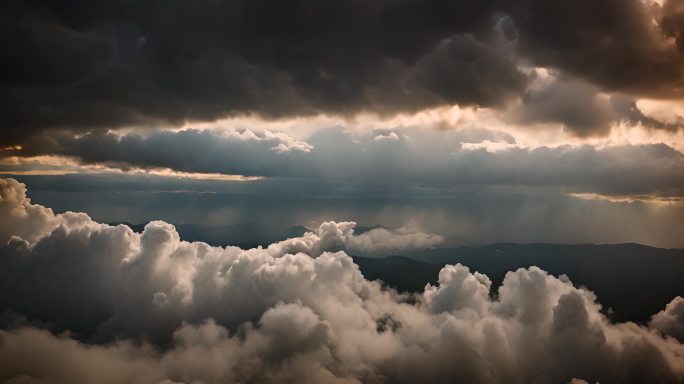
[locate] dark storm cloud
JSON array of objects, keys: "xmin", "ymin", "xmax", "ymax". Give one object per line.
[
  {"xmin": 610, "ymin": 95, "xmax": 684, "ymax": 131},
  {"xmin": 506, "ymin": 77, "xmax": 684, "ymax": 136},
  {"xmin": 508, "ymin": 80, "xmax": 616, "ymax": 136},
  {"xmin": 661, "ymin": 0, "xmax": 684, "ymax": 53},
  {"xmin": 3, "ymin": 0, "xmax": 684, "ymax": 145},
  {"xmin": 0, "ymin": 0, "xmax": 522, "ymax": 145},
  {"xmin": 414, "ymin": 35, "xmax": 526, "ymax": 107},
  {"xmin": 507, "ymin": 0, "xmax": 684, "ymax": 97},
  {"xmin": 7, "ymin": 127, "xmax": 684, "ymax": 197}
]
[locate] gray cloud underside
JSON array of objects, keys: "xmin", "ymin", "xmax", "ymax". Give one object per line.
[
  {"xmin": 10, "ymin": 127, "xmax": 684, "ymax": 197},
  {"xmin": 1, "ymin": 177, "xmax": 684, "ymax": 383},
  {"xmin": 507, "ymin": 80, "xmax": 617, "ymax": 136},
  {"xmin": 507, "ymin": 78, "xmax": 684, "ymax": 136},
  {"xmin": 2, "ymin": 0, "xmax": 684, "ymax": 144}
]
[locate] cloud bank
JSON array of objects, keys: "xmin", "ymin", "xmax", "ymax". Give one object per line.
[
  {"xmin": 8, "ymin": 127, "xmax": 684, "ymax": 198},
  {"xmin": 1, "ymin": 177, "xmax": 683, "ymax": 383}
]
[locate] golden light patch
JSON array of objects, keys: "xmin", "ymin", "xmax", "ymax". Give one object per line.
[{"xmin": 569, "ymin": 193, "xmax": 684, "ymax": 207}]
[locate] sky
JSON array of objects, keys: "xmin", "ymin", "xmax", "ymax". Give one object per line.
[
  {"xmin": 1, "ymin": 0, "xmax": 684, "ymax": 383},
  {"xmin": 2, "ymin": 0, "xmax": 684, "ymax": 247}
]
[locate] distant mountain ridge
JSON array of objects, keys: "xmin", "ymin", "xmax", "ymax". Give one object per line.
[{"xmin": 359, "ymin": 243, "xmax": 684, "ymax": 323}]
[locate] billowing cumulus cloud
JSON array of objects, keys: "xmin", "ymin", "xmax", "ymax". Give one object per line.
[
  {"xmin": 265, "ymin": 221, "xmax": 443, "ymax": 258},
  {"xmin": 0, "ymin": 178, "xmax": 60, "ymax": 244},
  {"xmin": 346, "ymin": 226, "xmax": 444, "ymax": 255},
  {"xmin": 2, "ymin": 0, "xmax": 684, "ymax": 146},
  {"xmin": 651, "ymin": 296, "xmax": 684, "ymax": 342},
  {"xmin": 1, "ymin": 178, "xmax": 684, "ymax": 383}
]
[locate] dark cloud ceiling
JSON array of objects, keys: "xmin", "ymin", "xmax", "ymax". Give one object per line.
[{"xmin": 2, "ymin": 0, "xmax": 684, "ymax": 145}]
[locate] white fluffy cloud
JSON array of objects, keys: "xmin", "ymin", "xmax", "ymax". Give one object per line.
[
  {"xmin": 651, "ymin": 296, "xmax": 684, "ymax": 343},
  {"xmin": 346, "ymin": 226, "xmax": 443, "ymax": 255},
  {"xmin": 268, "ymin": 222, "xmax": 443, "ymax": 257},
  {"xmin": 0, "ymin": 178, "xmax": 59, "ymax": 244},
  {"xmin": 1, "ymin": 177, "xmax": 683, "ymax": 384}
]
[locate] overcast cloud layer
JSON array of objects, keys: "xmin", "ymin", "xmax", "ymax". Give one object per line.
[{"xmin": 2, "ymin": 178, "xmax": 684, "ymax": 384}]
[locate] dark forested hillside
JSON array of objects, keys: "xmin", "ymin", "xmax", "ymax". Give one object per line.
[{"xmin": 356, "ymin": 243, "xmax": 684, "ymax": 323}]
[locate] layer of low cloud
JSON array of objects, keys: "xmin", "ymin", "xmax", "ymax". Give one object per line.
[
  {"xmin": 7, "ymin": 127, "xmax": 684, "ymax": 198},
  {"xmin": 1, "ymin": 178, "xmax": 683, "ymax": 383}
]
